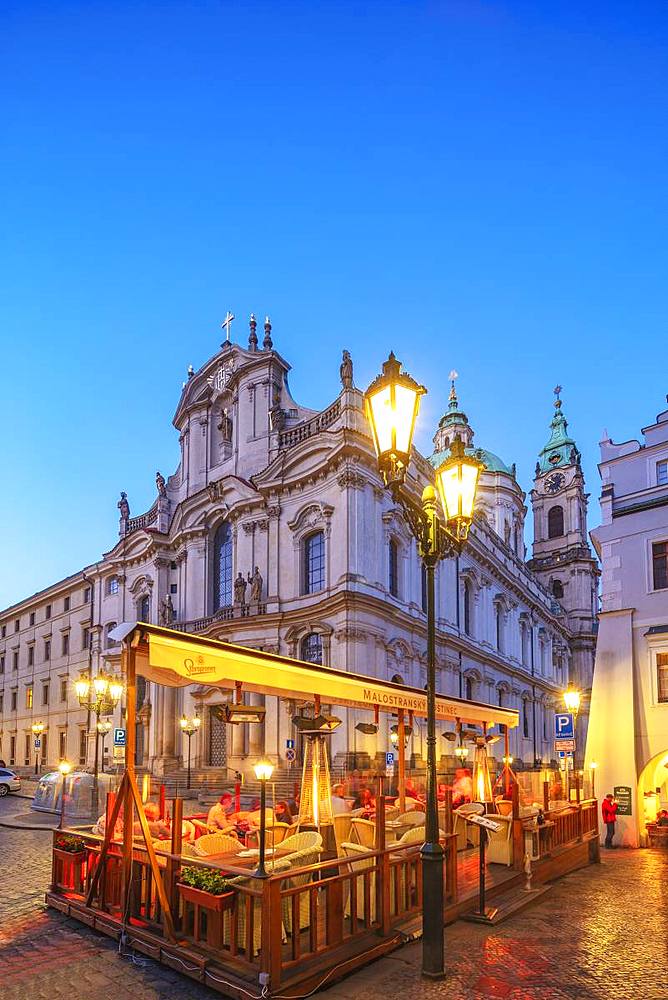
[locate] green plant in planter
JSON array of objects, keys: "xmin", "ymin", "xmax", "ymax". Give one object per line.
[
  {"xmin": 55, "ymin": 834, "xmax": 86, "ymax": 854},
  {"xmin": 180, "ymin": 866, "xmax": 233, "ymax": 895}
]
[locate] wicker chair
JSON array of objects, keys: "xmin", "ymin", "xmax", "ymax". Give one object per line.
[
  {"xmin": 153, "ymin": 839, "xmax": 199, "ymax": 858},
  {"xmin": 341, "ymin": 842, "xmax": 377, "ymax": 922},
  {"xmin": 333, "ymin": 813, "xmax": 353, "ymax": 850},
  {"xmin": 350, "ymin": 818, "xmax": 376, "ymax": 848},
  {"xmin": 394, "ymin": 825, "xmax": 446, "ymax": 848},
  {"xmin": 280, "ymin": 845, "xmax": 323, "ymax": 934},
  {"xmin": 397, "ymin": 810, "xmax": 426, "ymax": 829},
  {"xmin": 193, "ymin": 832, "xmax": 243, "ymax": 857},
  {"xmin": 223, "ymin": 858, "xmax": 292, "ymax": 957},
  {"xmin": 278, "ymin": 830, "xmax": 322, "ymax": 855},
  {"xmin": 245, "ymin": 822, "xmax": 291, "ymax": 850}
]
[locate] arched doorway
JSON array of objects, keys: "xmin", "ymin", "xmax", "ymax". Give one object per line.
[{"xmin": 637, "ymin": 749, "xmax": 668, "ymax": 839}]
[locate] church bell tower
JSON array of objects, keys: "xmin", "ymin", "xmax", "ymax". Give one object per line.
[{"xmin": 528, "ymin": 387, "xmax": 599, "ymax": 693}]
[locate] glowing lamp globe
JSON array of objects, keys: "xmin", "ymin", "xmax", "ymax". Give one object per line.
[
  {"xmin": 253, "ymin": 760, "xmax": 274, "ymax": 782},
  {"xmin": 564, "ymin": 689, "xmax": 581, "ymax": 716},
  {"xmin": 58, "ymin": 759, "xmax": 72, "ymax": 776},
  {"xmin": 109, "ymin": 679, "xmax": 124, "ymax": 704},
  {"xmin": 75, "ymin": 677, "xmax": 90, "ymax": 702},
  {"xmin": 93, "ymin": 674, "xmax": 109, "ymax": 697},
  {"xmin": 434, "ymin": 436, "xmax": 484, "ymax": 545},
  {"xmin": 364, "ymin": 353, "xmax": 426, "ymax": 486}
]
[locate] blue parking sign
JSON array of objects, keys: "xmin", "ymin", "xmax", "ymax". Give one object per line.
[
  {"xmin": 385, "ymin": 752, "xmax": 395, "ymax": 767},
  {"xmin": 554, "ymin": 713, "xmax": 574, "ymax": 739},
  {"xmin": 113, "ymin": 728, "xmax": 126, "ymax": 746}
]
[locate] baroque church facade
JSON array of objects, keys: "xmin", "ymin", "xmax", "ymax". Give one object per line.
[{"xmin": 0, "ymin": 318, "xmax": 598, "ymax": 777}]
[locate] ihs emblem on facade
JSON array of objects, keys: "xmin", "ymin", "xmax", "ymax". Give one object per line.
[{"xmin": 207, "ymin": 358, "xmax": 236, "ymax": 393}]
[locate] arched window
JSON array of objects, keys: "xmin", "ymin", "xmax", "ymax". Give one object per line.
[
  {"xmin": 522, "ymin": 698, "xmax": 530, "ymax": 738},
  {"xmin": 303, "ymin": 531, "xmax": 325, "ymax": 595},
  {"xmin": 463, "ymin": 581, "xmax": 472, "ymax": 635},
  {"xmin": 214, "ymin": 522, "xmax": 233, "ymax": 610},
  {"xmin": 107, "ymin": 576, "xmax": 119, "ymax": 595},
  {"xmin": 495, "ymin": 604, "xmax": 503, "ymax": 652},
  {"xmin": 547, "ymin": 505, "xmax": 564, "ymax": 539},
  {"xmin": 521, "ymin": 622, "xmax": 530, "ymax": 664},
  {"xmin": 300, "ymin": 633, "xmax": 323, "ymax": 664},
  {"xmin": 105, "ymin": 622, "xmax": 117, "ymax": 648},
  {"xmin": 388, "ymin": 539, "xmax": 399, "ymax": 597},
  {"xmin": 139, "ymin": 594, "xmax": 150, "ymax": 622},
  {"xmin": 497, "ymin": 688, "xmax": 507, "ymax": 734},
  {"xmin": 465, "ymin": 676, "xmax": 473, "ymax": 701},
  {"xmin": 552, "ymin": 579, "xmax": 564, "ymax": 599}
]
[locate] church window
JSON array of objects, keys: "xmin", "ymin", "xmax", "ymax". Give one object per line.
[
  {"xmin": 652, "ymin": 541, "xmax": 668, "ymax": 591},
  {"xmin": 105, "ymin": 623, "xmax": 117, "ymax": 648},
  {"xmin": 45, "ymin": 603, "xmax": 51, "ymax": 620},
  {"xmin": 463, "ymin": 581, "xmax": 472, "ymax": 635},
  {"xmin": 64, "ymin": 596, "xmax": 70, "ymax": 612},
  {"xmin": 44, "ymin": 640, "xmax": 50, "ymax": 661},
  {"xmin": 170, "ymin": 583, "xmax": 177, "ymax": 594},
  {"xmin": 107, "ymin": 576, "xmax": 119, "ymax": 595},
  {"xmin": 388, "ymin": 539, "xmax": 399, "ymax": 597},
  {"xmin": 139, "ymin": 595, "xmax": 150, "ymax": 622},
  {"xmin": 84, "ymin": 586, "xmax": 92, "ymax": 603},
  {"xmin": 60, "ymin": 679, "xmax": 67, "ymax": 702},
  {"xmin": 521, "ymin": 623, "xmax": 530, "ymax": 664},
  {"xmin": 62, "ymin": 630, "xmax": 70, "ymax": 655},
  {"xmin": 495, "ymin": 604, "xmax": 504, "ymax": 652},
  {"xmin": 42, "ymin": 683, "xmax": 49, "ymax": 706},
  {"xmin": 0, "ymin": 654, "xmax": 4, "ymax": 673},
  {"xmin": 657, "ymin": 653, "xmax": 668, "ymax": 703},
  {"xmin": 11, "ymin": 690, "xmax": 17, "ymax": 712},
  {"xmin": 214, "ymin": 521, "xmax": 233, "ymax": 610},
  {"xmin": 465, "ymin": 676, "xmax": 474, "ymax": 701},
  {"xmin": 657, "ymin": 460, "xmax": 668, "ymax": 486},
  {"xmin": 300, "ymin": 633, "xmax": 323, "ymax": 665},
  {"xmin": 12, "ymin": 650, "xmax": 18, "ymax": 670},
  {"xmin": 1, "ymin": 624, "xmax": 5, "ymax": 638},
  {"xmin": 303, "ymin": 531, "xmax": 325, "ymax": 594},
  {"xmin": 29, "ymin": 612, "xmax": 35, "ymax": 626},
  {"xmin": 28, "ymin": 644, "xmax": 34, "ymax": 666},
  {"xmin": 59, "ymin": 731, "xmax": 66, "ymax": 759},
  {"xmin": 522, "ymin": 698, "xmax": 530, "ymax": 738},
  {"xmin": 15, "ymin": 618, "xmax": 20, "ymax": 632},
  {"xmin": 82, "ymin": 626, "xmax": 90, "ymax": 651},
  {"xmin": 552, "ymin": 579, "xmax": 564, "ymax": 599},
  {"xmin": 26, "ymin": 685, "xmax": 33, "ymax": 709},
  {"xmin": 547, "ymin": 506, "xmax": 564, "ymax": 539}
]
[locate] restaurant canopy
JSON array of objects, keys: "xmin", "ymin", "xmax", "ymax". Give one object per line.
[{"xmin": 110, "ymin": 622, "xmax": 518, "ymax": 730}]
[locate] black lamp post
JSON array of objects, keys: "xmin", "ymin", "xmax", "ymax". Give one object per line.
[
  {"xmin": 364, "ymin": 353, "xmax": 484, "ymax": 979},
  {"xmin": 97, "ymin": 720, "xmax": 112, "ymax": 773},
  {"xmin": 179, "ymin": 714, "xmax": 201, "ymax": 789},
  {"xmin": 31, "ymin": 721, "xmax": 44, "ymax": 775},
  {"xmin": 253, "ymin": 759, "xmax": 274, "ymax": 877}
]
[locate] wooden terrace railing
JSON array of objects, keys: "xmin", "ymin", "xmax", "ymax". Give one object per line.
[{"xmin": 50, "ymin": 829, "xmax": 458, "ymax": 990}]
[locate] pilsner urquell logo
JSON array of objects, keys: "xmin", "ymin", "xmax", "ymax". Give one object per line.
[{"xmin": 183, "ymin": 655, "xmax": 213, "ymax": 676}]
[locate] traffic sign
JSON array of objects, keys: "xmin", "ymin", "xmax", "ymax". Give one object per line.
[
  {"xmin": 554, "ymin": 713, "xmax": 574, "ymax": 739},
  {"xmin": 286, "ymin": 748, "xmax": 296, "ymax": 763},
  {"xmin": 112, "ymin": 745, "xmax": 125, "ymax": 761},
  {"xmin": 554, "ymin": 738, "xmax": 576, "ymax": 753},
  {"xmin": 286, "ymin": 739, "xmax": 295, "ymax": 750},
  {"xmin": 385, "ymin": 752, "xmax": 395, "ymax": 767},
  {"xmin": 34, "ymin": 738, "xmax": 41, "ymax": 750},
  {"xmin": 113, "ymin": 728, "xmax": 126, "ymax": 747}
]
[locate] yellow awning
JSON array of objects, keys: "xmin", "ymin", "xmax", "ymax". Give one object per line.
[{"xmin": 119, "ymin": 622, "xmax": 518, "ymax": 730}]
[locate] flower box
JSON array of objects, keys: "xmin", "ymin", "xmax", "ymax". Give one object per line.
[
  {"xmin": 177, "ymin": 881, "xmax": 236, "ymax": 948},
  {"xmin": 177, "ymin": 882, "xmax": 235, "ymax": 912},
  {"xmin": 53, "ymin": 847, "xmax": 87, "ymax": 892}
]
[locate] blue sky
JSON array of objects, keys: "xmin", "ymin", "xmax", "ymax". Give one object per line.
[{"xmin": 1, "ymin": 1, "xmax": 667, "ymax": 609}]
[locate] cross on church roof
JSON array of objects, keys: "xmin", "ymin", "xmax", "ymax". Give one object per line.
[
  {"xmin": 553, "ymin": 384, "xmax": 562, "ymax": 400},
  {"xmin": 221, "ymin": 311, "xmax": 235, "ymax": 343}
]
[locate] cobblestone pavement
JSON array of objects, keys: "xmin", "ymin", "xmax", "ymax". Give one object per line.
[{"xmin": 0, "ymin": 793, "xmax": 665, "ymax": 1000}]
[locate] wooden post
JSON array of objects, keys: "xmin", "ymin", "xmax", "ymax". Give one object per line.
[
  {"xmin": 159, "ymin": 784, "xmax": 166, "ymax": 820},
  {"xmin": 397, "ymin": 709, "xmax": 406, "ymax": 813},
  {"xmin": 121, "ymin": 641, "xmax": 136, "ymax": 920},
  {"xmin": 511, "ymin": 780, "xmax": 523, "ymax": 870},
  {"xmin": 443, "ymin": 787, "xmax": 453, "ymax": 835},
  {"xmin": 543, "ymin": 780, "xmax": 550, "ymax": 815},
  {"xmin": 261, "ymin": 876, "xmax": 283, "ymax": 988},
  {"xmin": 575, "ymin": 772, "xmax": 581, "ymax": 804},
  {"xmin": 504, "ymin": 727, "xmax": 510, "ymax": 797}
]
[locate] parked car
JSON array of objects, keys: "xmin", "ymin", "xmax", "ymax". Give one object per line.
[{"xmin": 0, "ymin": 768, "xmax": 21, "ymax": 796}]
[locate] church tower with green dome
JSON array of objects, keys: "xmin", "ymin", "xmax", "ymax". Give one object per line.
[{"xmin": 528, "ymin": 387, "xmax": 599, "ymax": 698}]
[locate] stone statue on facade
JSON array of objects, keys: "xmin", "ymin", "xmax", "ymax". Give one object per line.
[
  {"xmin": 156, "ymin": 471, "xmax": 167, "ymax": 498},
  {"xmin": 340, "ymin": 349, "xmax": 354, "ymax": 389},
  {"xmin": 159, "ymin": 594, "xmax": 175, "ymax": 626},
  {"xmin": 248, "ymin": 566, "xmax": 263, "ymax": 603},
  {"xmin": 233, "ymin": 572, "xmax": 247, "ymax": 605},
  {"xmin": 118, "ymin": 491, "xmax": 130, "ymax": 520},
  {"xmin": 218, "ymin": 408, "xmax": 233, "ymax": 443}
]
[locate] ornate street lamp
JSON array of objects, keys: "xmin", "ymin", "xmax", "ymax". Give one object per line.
[
  {"xmin": 97, "ymin": 719, "xmax": 113, "ymax": 773},
  {"xmin": 58, "ymin": 759, "xmax": 72, "ymax": 830},
  {"xmin": 31, "ymin": 721, "xmax": 44, "ymax": 776},
  {"xmin": 253, "ymin": 759, "xmax": 274, "ymax": 878},
  {"xmin": 365, "ymin": 353, "xmax": 483, "ymax": 979},
  {"xmin": 75, "ymin": 671, "xmax": 124, "ymax": 777},
  {"xmin": 179, "ymin": 714, "xmax": 201, "ymax": 789},
  {"xmin": 563, "ymin": 689, "xmax": 581, "ymax": 717}
]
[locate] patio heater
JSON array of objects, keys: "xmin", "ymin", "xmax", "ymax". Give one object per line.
[
  {"xmin": 471, "ymin": 743, "xmax": 494, "ymax": 806},
  {"xmin": 293, "ymin": 713, "xmax": 341, "ymax": 857}
]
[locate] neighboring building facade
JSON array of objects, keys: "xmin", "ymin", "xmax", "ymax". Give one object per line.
[
  {"xmin": 0, "ymin": 319, "xmax": 597, "ymax": 780},
  {"xmin": 587, "ymin": 399, "xmax": 668, "ymax": 846}
]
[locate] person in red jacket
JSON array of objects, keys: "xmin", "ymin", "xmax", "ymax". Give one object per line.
[{"xmin": 602, "ymin": 793, "xmax": 619, "ymax": 848}]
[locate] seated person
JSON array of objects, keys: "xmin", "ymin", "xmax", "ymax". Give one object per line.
[
  {"xmin": 330, "ymin": 783, "xmax": 349, "ymax": 814},
  {"xmin": 274, "ymin": 799, "xmax": 294, "ymax": 824},
  {"xmin": 452, "ymin": 768, "xmax": 473, "ymax": 809},
  {"xmin": 207, "ymin": 792, "xmax": 235, "ymax": 831}
]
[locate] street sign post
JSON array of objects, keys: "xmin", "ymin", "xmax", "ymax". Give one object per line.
[
  {"xmin": 554, "ymin": 713, "xmax": 574, "ymax": 739},
  {"xmin": 554, "ymin": 738, "xmax": 576, "ymax": 753},
  {"xmin": 385, "ymin": 751, "xmax": 395, "ymax": 777},
  {"xmin": 34, "ymin": 738, "xmax": 41, "ymax": 750}
]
